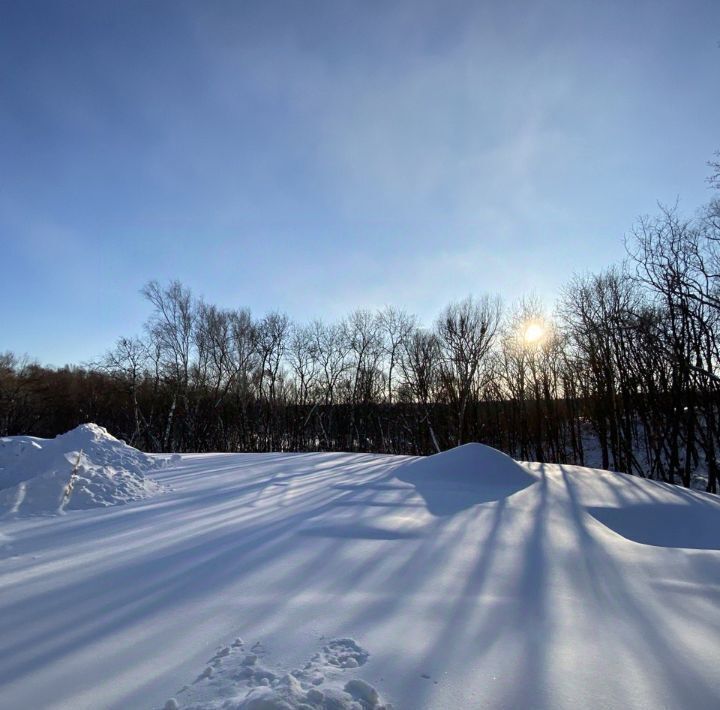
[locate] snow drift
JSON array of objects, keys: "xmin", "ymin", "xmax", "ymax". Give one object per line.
[
  {"xmin": 0, "ymin": 424, "xmax": 168, "ymax": 515},
  {"xmin": 396, "ymin": 442, "xmax": 535, "ymax": 514}
]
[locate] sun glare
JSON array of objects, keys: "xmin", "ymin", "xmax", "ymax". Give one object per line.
[{"xmin": 523, "ymin": 322, "xmax": 545, "ymax": 344}]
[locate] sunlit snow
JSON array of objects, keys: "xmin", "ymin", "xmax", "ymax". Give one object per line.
[{"xmin": 1, "ymin": 431, "xmax": 719, "ymax": 708}]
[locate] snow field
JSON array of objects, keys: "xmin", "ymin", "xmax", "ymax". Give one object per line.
[{"xmin": 0, "ymin": 439, "xmax": 719, "ymax": 709}]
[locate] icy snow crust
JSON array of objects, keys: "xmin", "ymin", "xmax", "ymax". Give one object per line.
[
  {"xmin": 1, "ymin": 443, "xmax": 720, "ymax": 709},
  {"xmin": 0, "ymin": 424, "xmax": 167, "ymax": 515}
]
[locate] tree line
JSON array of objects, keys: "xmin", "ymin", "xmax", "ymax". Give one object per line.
[{"xmin": 2, "ymin": 161, "xmax": 720, "ymax": 492}]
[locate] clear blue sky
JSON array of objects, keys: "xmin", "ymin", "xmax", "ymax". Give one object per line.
[{"xmin": 1, "ymin": 0, "xmax": 718, "ymax": 366}]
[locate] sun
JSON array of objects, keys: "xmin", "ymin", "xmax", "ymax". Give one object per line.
[{"xmin": 523, "ymin": 322, "xmax": 545, "ymax": 344}]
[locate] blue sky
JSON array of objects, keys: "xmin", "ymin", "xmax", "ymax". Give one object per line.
[{"xmin": 1, "ymin": 0, "xmax": 719, "ymax": 366}]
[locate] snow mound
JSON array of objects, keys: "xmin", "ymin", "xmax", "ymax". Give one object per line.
[
  {"xmin": 412, "ymin": 442, "xmax": 535, "ymax": 486},
  {"xmin": 0, "ymin": 424, "xmax": 167, "ymax": 516},
  {"xmin": 168, "ymin": 637, "xmax": 390, "ymax": 710},
  {"xmin": 396, "ymin": 442, "xmax": 535, "ymax": 515}
]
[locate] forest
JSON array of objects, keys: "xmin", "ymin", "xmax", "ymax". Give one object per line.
[{"xmin": 3, "ymin": 163, "xmax": 720, "ymax": 493}]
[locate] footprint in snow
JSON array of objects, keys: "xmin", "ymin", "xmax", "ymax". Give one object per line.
[
  {"xmin": 167, "ymin": 636, "xmax": 390, "ymax": 709},
  {"xmin": 319, "ymin": 637, "xmax": 369, "ymax": 669}
]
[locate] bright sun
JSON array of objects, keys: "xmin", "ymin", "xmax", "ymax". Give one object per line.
[{"xmin": 523, "ymin": 322, "xmax": 545, "ymax": 344}]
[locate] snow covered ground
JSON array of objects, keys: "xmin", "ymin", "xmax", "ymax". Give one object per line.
[{"xmin": 1, "ymin": 438, "xmax": 720, "ymax": 709}]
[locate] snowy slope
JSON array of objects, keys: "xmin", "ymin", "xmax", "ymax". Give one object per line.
[{"xmin": 1, "ymin": 444, "xmax": 719, "ymax": 709}]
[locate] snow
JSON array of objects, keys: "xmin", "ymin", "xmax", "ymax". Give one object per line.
[
  {"xmin": 174, "ymin": 636, "xmax": 390, "ymax": 709},
  {"xmin": 1, "ymin": 438, "xmax": 719, "ymax": 709},
  {"xmin": 0, "ymin": 424, "xmax": 168, "ymax": 515},
  {"xmin": 395, "ymin": 443, "xmax": 535, "ymax": 515}
]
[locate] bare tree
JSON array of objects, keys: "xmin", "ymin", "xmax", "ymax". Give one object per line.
[
  {"xmin": 400, "ymin": 329, "xmax": 442, "ymax": 452},
  {"xmin": 287, "ymin": 324, "xmax": 320, "ymax": 407},
  {"xmin": 256, "ymin": 312, "xmax": 290, "ymax": 449},
  {"xmin": 98, "ymin": 337, "xmax": 149, "ymax": 447},
  {"xmin": 344, "ymin": 309, "xmax": 384, "ymax": 406},
  {"xmin": 311, "ymin": 320, "xmax": 349, "ymax": 406},
  {"xmin": 378, "ymin": 306, "xmax": 416, "ymax": 404},
  {"xmin": 435, "ymin": 295, "xmax": 502, "ymax": 445},
  {"xmin": 141, "ymin": 280, "xmax": 196, "ymax": 450}
]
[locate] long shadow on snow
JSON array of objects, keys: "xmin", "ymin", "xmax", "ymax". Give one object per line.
[
  {"xmin": 336, "ymin": 462, "xmax": 720, "ymax": 709},
  {"xmin": 4, "ymin": 452, "xmax": 720, "ymax": 709},
  {"xmin": 0, "ymin": 453, "xmax": 407, "ymax": 687},
  {"xmin": 552, "ymin": 465, "xmax": 720, "ymax": 707}
]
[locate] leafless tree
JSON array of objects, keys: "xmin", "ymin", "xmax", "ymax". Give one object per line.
[
  {"xmin": 400, "ymin": 329, "xmax": 442, "ymax": 452},
  {"xmin": 435, "ymin": 295, "xmax": 502, "ymax": 445},
  {"xmin": 141, "ymin": 280, "xmax": 196, "ymax": 450},
  {"xmin": 378, "ymin": 306, "xmax": 416, "ymax": 404}
]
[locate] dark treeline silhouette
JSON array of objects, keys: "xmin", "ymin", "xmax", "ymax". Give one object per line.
[{"xmin": 3, "ymin": 167, "xmax": 720, "ymax": 492}]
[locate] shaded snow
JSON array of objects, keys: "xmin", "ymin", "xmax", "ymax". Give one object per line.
[
  {"xmin": 0, "ymin": 424, "xmax": 168, "ymax": 515},
  {"xmin": 0, "ymin": 445, "xmax": 719, "ymax": 709},
  {"xmin": 589, "ymin": 496, "xmax": 720, "ymax": 549}
]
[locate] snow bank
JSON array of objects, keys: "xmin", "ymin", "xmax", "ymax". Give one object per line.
[{"xmin": 0, "ymin": 424, "xmax": 168, "ymax": 515}]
